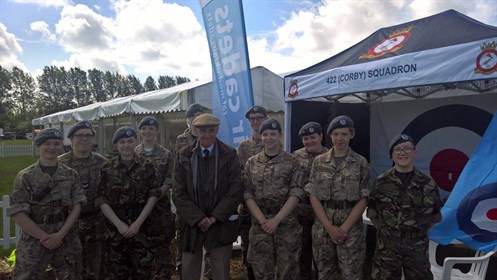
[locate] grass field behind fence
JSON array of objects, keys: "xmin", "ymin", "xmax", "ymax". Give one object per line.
[{"xmin": 0, "ymin": 155, "xmax": 37, "ymax": 257}]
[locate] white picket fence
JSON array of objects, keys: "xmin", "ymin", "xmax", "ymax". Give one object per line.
[{"xmin": 1, "ymin": 195, "xmax": 20, "ymax": 249}]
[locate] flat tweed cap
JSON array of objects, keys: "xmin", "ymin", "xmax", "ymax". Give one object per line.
[{"xmin": 192, "ymin": 113, "xmax": 220, "ymax": 127}]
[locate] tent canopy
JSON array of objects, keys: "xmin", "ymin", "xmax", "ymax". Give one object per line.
[
  {"xmin": 32, "ymin": 66, "xmax": 284, "ymax": 125},
  {"xmin": 284, "ymin": 9, "xmax": 497, "ymax": 103}
]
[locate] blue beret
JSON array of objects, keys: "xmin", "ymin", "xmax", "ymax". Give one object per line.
[
  {"xmin": 245, "ymin": 106, "xmax": 268, "ymax": 118},
  {"xmin": 327, "ymin": 115, "xmax": 354, "ymax": 135},
  {"xmin": 68, "ymin": 121, "xmax": 95, "ymax": 138},
  {"xmin": 299, "ymin": 122, "xmax": 322, "ymax": 137},
  {"xmin": 34, "ymin": 128, "xmax": 63, "ymax": 146},
  {"xmin": 389, "ymin": 134, "xmax": 416, "ymax": 156},
  {"xmin": 138, "ymin": 116, "xmax": 159, "ymax": 129},
  {"xmin": 259, "ymin": 119, "xmax": 281, "ymax": 134},
  {"xmin": 112, "ymin": 127, "xmax": 137, "ymax": 144},
  {"xmin": 186, "ymin": 103, "xmax": 207, "ymax": 118}
]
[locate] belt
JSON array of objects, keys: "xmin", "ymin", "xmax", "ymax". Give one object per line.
[
  {"xmin": 323, "ymin": 199, "xmax": 357, "ymax": 210},
  {"xmin": 381, "ymin": 229, "xmax": 425, "ymax": 240},
  {"xmin": 30, "ymin": 212, "xmax": 67, "ymax": 224},
  {"xmin": 114, "ymin": 205, "xmax": 145, "ymax": 220}
]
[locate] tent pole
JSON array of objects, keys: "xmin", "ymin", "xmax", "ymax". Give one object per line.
[{"xmin": 284, "ymin": 102, "xmax": 292, "ymax": 152}]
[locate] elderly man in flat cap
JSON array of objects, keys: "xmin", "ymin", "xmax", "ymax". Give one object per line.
[
  {"xmin": 292, "ymin": 122, "xmax": 329, "ymax": 280},
  {"xmin": 135, "ymin": 116, "xmax": 176, "ymax": 279},
  {"xmin": 59, "ymin": 121, "xmax": 108, "ymax": 279},
  {"xmin": 367, "ymin": 134, "xmax": 443, "ymax": 280},
  {"xmin": 96, "ymin": 127, "xmax": 160, "ymax": 279},
  {"xmin": 175, "ymin": 103, "xmax": 207, "ymax": 153},
  {"xmin": 306, "ymin": 115, "xmax": 371, "ymax": 280},
  {"xmin": 173, "ymin": 113, "xmax": 243, "ymax": 280},
  {"xmin": 236, "ymin": 105, "xmax": 268, "ymax": 280},
  {"xmin": 7, "ymin": 128, "xmax": 86, "ymax": 279}
]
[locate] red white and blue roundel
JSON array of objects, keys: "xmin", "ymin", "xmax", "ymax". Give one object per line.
[
  {"xmin": 401, "ymin": 104, "xmax": 493, "ymax": 197},
  {"xmin": 456, "ymin": 182, "xmax": 497, "ymax": 243}
]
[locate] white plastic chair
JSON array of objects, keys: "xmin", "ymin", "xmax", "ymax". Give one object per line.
[{"xmin": 429, "ymin": 240, "xmax": 495, "ymax": 280}]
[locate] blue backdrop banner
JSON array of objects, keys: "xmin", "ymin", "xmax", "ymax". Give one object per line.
[
  {"xmin": 429, "ymin": 111, "xmax": 497, "ymax": 252},
  {"xmin": 200, "ymin": 0, "xmax": 254, "ymax": 148}
]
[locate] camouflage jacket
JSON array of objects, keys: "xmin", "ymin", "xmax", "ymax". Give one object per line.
[
  {"xmin": 306, "ymin": 148, "xmax": 370, "ymax": 203},
  {"xmin": 135, "ymin": 143, "xmax": 174, "ymax": 188},
  {"xmin": 244, "ymin": 150, "xmax": 305, "ymax": 220},
  {"xmin": 7, "ymin": 161, "xmax": 86, "ymax": 233},
  {"xmin": 367, "ymin": 167, "xmax": 443, "ymax": 234},
  {"xmin": 292, "ymin": 146, "xmax": 329, "ymax": 221},
  {"xmin": 175, "ymin": 128, "xmax": 196, "ymax": 155},
  {"xmin": 59, "ymin": 151, "xmax": 108, "ymax": 241},
  {"xmin": 96, "ymin": 154, "xmax": 161, "ymax": 224},
  {"xmin": 237, "ymin": 137, "xmax": 263, "ymax": 167}
]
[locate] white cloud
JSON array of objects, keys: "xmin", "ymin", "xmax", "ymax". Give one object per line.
[
  {"xmin": 12, "ymin": 0, "xmax": 71, "ymax": 8},
  {"xmin": 30, "ymin": 21, "xmax": 57, "ymax": 42},
  {"xmin": 0, "ymin": 23, "xmax": 27, "ymax": 70},
  {"xmin": 55, "ymin": 4, "xmax": 115, "ymax": 52}
]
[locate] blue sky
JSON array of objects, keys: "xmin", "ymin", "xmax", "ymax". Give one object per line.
[{"xmin": 1, "ymin": 0, "xmax": 496, "ymax": 82}]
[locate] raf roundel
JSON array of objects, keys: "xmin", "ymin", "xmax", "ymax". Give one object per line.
[
  {"xmin": 340, "ymin": 119, "xmax": 347, "ymax": 125},
  {"xmin": 126, "ymin": 130, "xmax": 133, "ymax": 136},
  {"xmin": 309, "ymin": 127, "xmax": 315, "ymax": 133}
]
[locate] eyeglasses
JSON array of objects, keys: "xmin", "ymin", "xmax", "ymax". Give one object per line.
[
  {"xmin": 392, "ymin": 147, "xmax": 414, "ymax": 155},
  {"xmin": 73, "ymin": 133, "xmax": 94, "ymax": 140},
  {"xmin": 248, "ymin": 116, "xmax": 266, "ymax": 123}
]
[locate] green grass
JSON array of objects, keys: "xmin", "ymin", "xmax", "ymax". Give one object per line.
[
  {"xmin": 0, "ymin": 139, "xmax": 32, "ymax": 146},
  {"xmin": 0, "ymin": 156, "xmax": 37, "ymax": 257}
]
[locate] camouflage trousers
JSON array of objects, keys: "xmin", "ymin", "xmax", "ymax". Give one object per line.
[
  {"xmin": 371, "ymin": 231, "xmax": 432, "ymax": 280},
  {"xmin": 298, "ymin": 217, "xmax": 316, "ymax": 280},
  {"xmin": 239, "ymin": 203, "xmax": 255, "ymax": 280},
  {"xmin": 312, "ymin": 219, "xmax": 366, "ymax": 280},
  {"xmin": 148, "ymin": 205, "xmax": 176, "ymax": 280},
  {"xmin": 104, "ymin": 233, "xmax": 153, "ymax": 280},
  {"xmin": 79, "ymin": 238, "xmax": 105, "ymax": 280},
  {"xmin": 248, "ymin": 220, "xmax": 302, "ymax": 280},
  {"xmin": 13, "ymin": 229, "xmax": 81, "ymax": 280}
]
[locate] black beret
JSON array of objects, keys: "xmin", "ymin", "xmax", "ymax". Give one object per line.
[
  {"xmin": 112, "ymin": 127, "xmax": 137, "ymax": 144},
  {"xmin": 245, "ymin": 106, "xmax": 268, "ymax": 118},
  {"xmin": 138, "ymin": 116, "xmax": 159, "ymax": 129},
  {"xmin": 34, "ymin": 128, "xmax": 63, "ymax": 146},
  {"xmin": 259, "ymin": 118, "xmax": 281, "ymax": 134},
  {"xmin": 327, "ymin": 115, "xmax": 354, "ymax": 135},
  {"xmin": 299, "ymin": 122, "xmax": 322, "ymax": 137},
  {"xmin": 185, "ymin": 103, "xmax": 207, "ymax": 118},
  {"xmin": 389, "ymin": 134, "xmax": 416, "ymax": 156},
  {"xmin": 67, "ymin": 121, "xmax": 95, "ymax": 138}
]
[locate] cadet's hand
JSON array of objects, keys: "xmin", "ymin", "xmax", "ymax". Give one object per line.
[
  {"xmin": 262, "ymin": 218, "xmax": 279, "ymax": 235},
  {"xmin": 327, "ymin": 225, "xmax": 347, "ymax": 244},
  {"xmin": 41, "ymin": 232, "xmax": 64, "ymax": 249},
  {"xmin": 116, "ymin": 221, "xmax": 129, "ymax": 235},
  {"xmin": 123, "ymin": 222, "xmax": 141, "ymax": 238}
]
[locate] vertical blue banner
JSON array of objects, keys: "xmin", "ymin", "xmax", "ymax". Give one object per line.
[
  {"xmin": 200, "ymin": 0, "xmax": 254, "ymax": 148},
  {"xmin": 429, "ymin": 111, "xmax": 497, "ymax": 252}
]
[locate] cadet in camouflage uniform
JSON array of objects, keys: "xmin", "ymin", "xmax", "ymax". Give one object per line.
[
  {"xmin": 292, "ymin": 122, "xmax": 329, "ymax": 280},
  {"xmin": 244, "ymin": 119, "xmax": 305, "ymax": 280},
  {"xmin": 136, "ymin": 116, "xmax": 176, "ymax": 279},
  {"xmin": 96, "ymin": 127, "xmax": 161, "ymax": 279},
  {"xmin": 59, "ymin": 121, "xmax": 108, "ymax": 280},
  {"xmin": 367, "ymin": 134, "xmax": 443, "ymax": 280},
  {"xmin": 306, "ymin": 116, "xmax": 371, "ymax": 280},
  {"xmin": 237, "ymin": 105, "xmax": 268, "ymax": 280},
  {"xmin": 7, "ymin": 128, "xmax": 86, "ymax": 280},
  {"xmin": 175, "ymin": 103, "xmax": 207, "ymax": 153},
  {"xmin": 174, "ymin": 103, "xmax": 207, "ymax": 278}
]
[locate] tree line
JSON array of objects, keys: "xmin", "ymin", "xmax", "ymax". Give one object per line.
[{"xmin": 0, "ymin": 65, "xmax": 190, "ymax": 131}]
